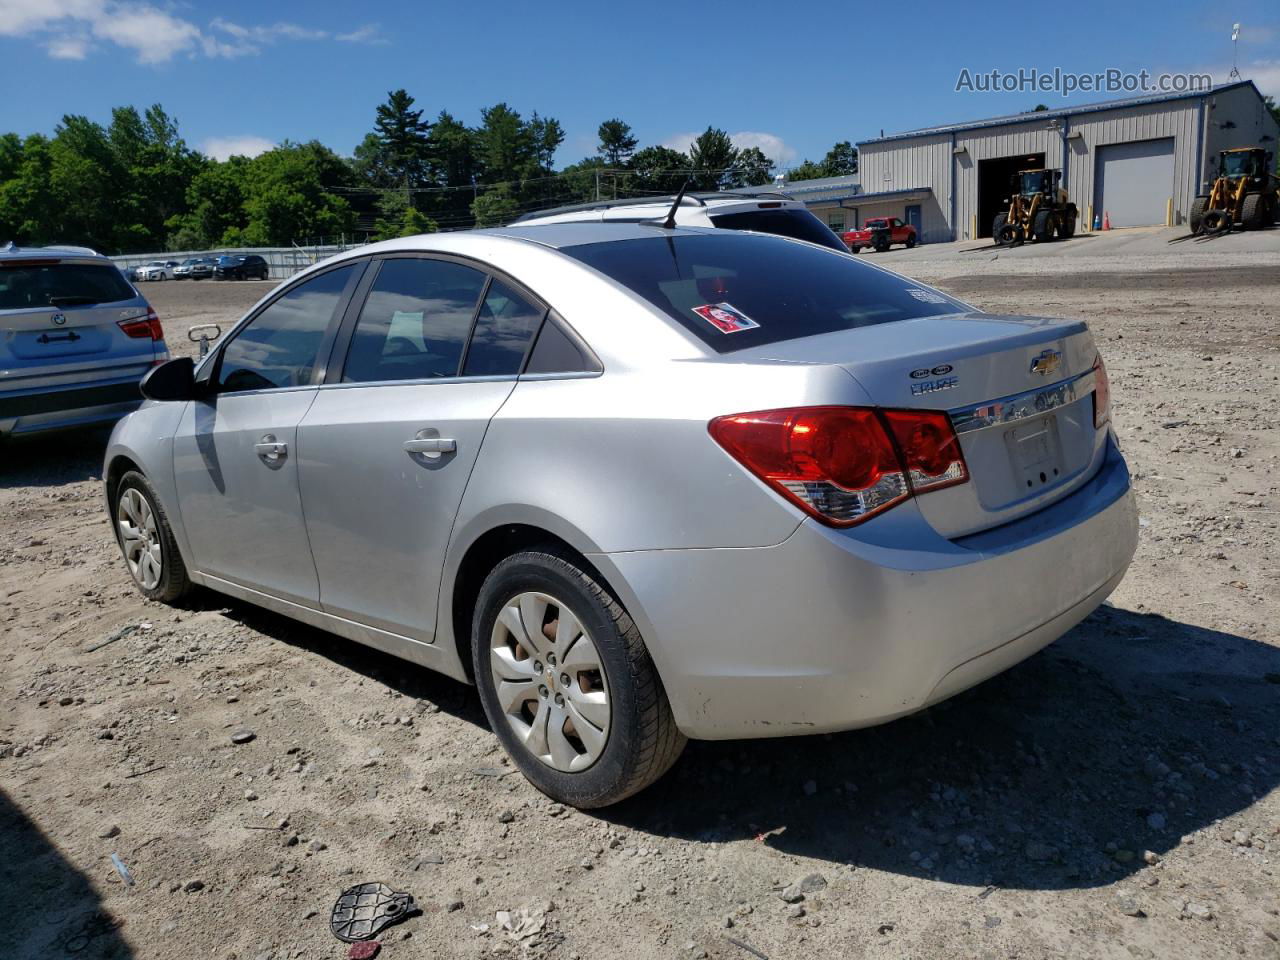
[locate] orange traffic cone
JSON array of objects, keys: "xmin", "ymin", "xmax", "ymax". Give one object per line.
[{"xmin": 1102, "ymin": 211, "xmax": 1111, "ymax": 230}]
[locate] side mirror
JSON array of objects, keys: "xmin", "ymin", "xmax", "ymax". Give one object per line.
[
  {"xmin": 188, "ymin": 323, "xmax": 222, "ymax": 358},
  {"xmin": 140, "ymin": 356, "xmax": 197, "ymax": 402}
]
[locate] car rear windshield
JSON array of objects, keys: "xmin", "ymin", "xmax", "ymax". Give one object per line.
[
  {"xmin": 0, "ymin": 261, "xmax": 135, "ymax": 310},
  {"xmin": 561, "ymin": 233, "xmax": 967, "ymax": 354},
  {"xmin": 708, "ymin": 208, "xmax": 848, "ymax": 252}
]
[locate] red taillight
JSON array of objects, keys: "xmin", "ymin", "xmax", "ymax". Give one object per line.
[
  {"xmin": 709, "ymin": 406, "xmax": 968, "ymax": 527},
  {"xmin": 1092, "ymin": 353, "xmax": 1110, "ymax": 428},
  {"xmin": 118, "ymin": 307, "xmax": 163, "ymax": 341},
  {"xmin": 882, "ymin": 409, "xmax": 969, "ymax": 493}
]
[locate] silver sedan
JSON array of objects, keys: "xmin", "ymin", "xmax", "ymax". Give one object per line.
[{"xmin": 104, "ymin": 223, "xmax": 1138, "ymax": 807}]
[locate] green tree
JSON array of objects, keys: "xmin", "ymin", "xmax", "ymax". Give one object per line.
[
  {"xmin": 688, "ymin": 127, "xmax": 738, "ymax": 191},
  {"xmin": 821, "ymin": 140, "xmax": 858, "ymax": 176},
  {"xmin": 0, "ymin": 134, "xmax": 54, "ymax": 244},
  {"xmin": 372, "ymin": 190, "xmax": 437, "ymax": 240},
  {"xmin": 238, "ymin": 141, "xmax": 355, "ymax": 245},
  {"xmin": 733, "ymin": 146, "xmax": 774, "ymax": 187},
  {"xmin": 426, "ymin": 110, "xmax": 478, "ymax": 228},
  {"xmin": 471, "ymin": 186, "xmax": 520, "ymax": 226},
  {"xmin": 628, "ymin": 145, "xmax": 690, "ymax": 195},
  {"xmin": 373, "ymin": 89, "xmax": 432, "ymax": 198},
  {"xmin": 785, "ymin": 158, "xmax": 827, "ymax": 182},
  {"xmin": 597, "ymin": 118, "xmax": 638, "ymax": 167}
]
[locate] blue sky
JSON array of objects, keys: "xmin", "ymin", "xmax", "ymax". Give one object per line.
[{"xmin": 1, "ymin": 0, "xmax": 1276, "ymax": 169}]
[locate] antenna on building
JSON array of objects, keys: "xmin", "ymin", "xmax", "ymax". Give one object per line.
[{"xmin": 1229, "ymin": 23, "xmax": 1241, "ymax": 81}]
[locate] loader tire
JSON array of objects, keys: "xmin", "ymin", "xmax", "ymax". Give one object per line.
[
  {"xmin": 1032, "ymin": 210, "xmax": 1054, "ymax": 242},
  {"xmin": 992, "ymin": 213, "xmax": 1007, "ymax": 244},
  {"xmin": 1241, "ymin": 193, "xmax": 1265, "ymax": 230},
  {"xmin": 1189, "ymin": 196, "xmax": 1208, "ymax": 234}
]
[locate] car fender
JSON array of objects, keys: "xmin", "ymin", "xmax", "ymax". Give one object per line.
[{"xmin": 104, "ymin": 401, "xmax": 196, "ymax": 571}]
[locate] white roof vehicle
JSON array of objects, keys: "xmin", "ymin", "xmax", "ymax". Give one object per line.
[{"xmin": 515, "ymin": 191, "xmax": 850, "ymax": 252}]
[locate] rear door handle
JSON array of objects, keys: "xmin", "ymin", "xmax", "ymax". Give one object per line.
[
  {"xmin": 254, "ymin": 435, "xmax": 288, "ymax": 464},
  {"xmin": 403, "ymin": 437, "xmax": 457, "ymax": 459}
]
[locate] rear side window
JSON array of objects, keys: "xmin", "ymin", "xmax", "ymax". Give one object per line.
[
  {"xmin": 217, "ymin": 264, "xmax": 357, "ymax": 393},
  {"xmin": 708, "ymin": 208, "xmax": 848, "ymax": 252},
  {"xmin": 561, "ymin": 233, "xmax": 966, "ymax": 354},
  {"xmin": 0, "ymin": 262, "xmax": 135, "ymax": 309},
  {"xmin": 342, "ymin": 258, "xmax": 487, "ymax": 383},
  {"xmin": 461, "ymin": 281, "xmax": 544, "ymax": 377}
]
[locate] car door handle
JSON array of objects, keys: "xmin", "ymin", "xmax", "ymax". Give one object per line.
[
  {"xmin": 403, "ymin": 437, "xmax": 457, "ymax": 458},
  {"xmin": 254, "ymin": 435, "xmax": 288, "ymax": 464}
]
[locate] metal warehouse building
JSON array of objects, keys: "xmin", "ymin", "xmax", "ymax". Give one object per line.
[{"xmin": 839, "ymin": 80, "xmax": 1277, "ymax": 243}]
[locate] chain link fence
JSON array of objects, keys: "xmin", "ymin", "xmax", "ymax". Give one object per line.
[{"xmin": 111, "ymin": 241, "xmax": 369, "ymax": 281}]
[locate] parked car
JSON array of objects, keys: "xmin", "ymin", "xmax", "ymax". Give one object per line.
[
  {"xmin": 214, "ymin": 254, "xmax": 269, "ymax": 281},
  {"xmin": 173, "ymin": 257, "xmax": 213, "ymax": 280},
  {"xmin": 517, "ymin": 192, "xmax": 850, "ymax": 252},
  {"xmin": 1, "ymin": 243, "xmax": 167, "ymax": 438},
  {"xmin": 843, "ymin": 217, "xmax": 917, "ymax": 253},
  {"xmin": 136, "ymin": 260, "xmax": 179, "ymax": 281},
  {"xmin": 119, "ymin": 264, "xmax": 139, "ymax": 282},
  {"xmin": 105, "ymin": 224, "xmax": 1137, "ymax": 807}
]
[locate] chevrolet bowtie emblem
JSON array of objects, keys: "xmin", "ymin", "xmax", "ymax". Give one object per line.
[{"xmin": 1029, "ymin": 348, "xmax": 1062, "ymax": 377}]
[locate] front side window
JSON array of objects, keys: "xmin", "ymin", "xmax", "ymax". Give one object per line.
[
  {"xmin": 216, "ymin": 264, "xmax": 357, "ymax": 393},
  {"xmin": 561, "ymin": 233, "xmax": 967, "ymax": 354},
  {"xmin": 342, "ymin": 258, "xmax": 487, "ymax": 383},
  {"xmin": 462, "ymin": 280, "xmax": 545, "ymax": 377}
]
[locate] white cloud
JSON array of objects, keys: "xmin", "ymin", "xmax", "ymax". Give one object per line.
[
  {"xmin": 1242, "ymin": 59, "xmax": 1280, "ymax": 97},
  {"xmin": 0, "ymin": 0, "xmax": 357, "ymax": 65},
  {"xmin": 662, "ymin": 130, "xmax": 797, "ymax": 169},
  {"xmin": 336, "ymin": 24, "xmax": 388, "ymax": 45},
  {"xmin": 200, "ymin": 135, "xmax": 275, "ymax": 161},
  {"xmin": 46, "ymin": 33, "xmax": 90, "ymax": 59}
]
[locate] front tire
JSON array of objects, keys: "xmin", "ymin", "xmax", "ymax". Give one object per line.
[
  {"xmin": 472, "ymin": 549, "xmax": 685, "ymax": 808},
  {"xmin": 114, "ymin": 471, "xmax": 191, "ymax": 603},
  {"xmin": 905, "ymin": 233, "xmax": 917, "ymax": 248}
]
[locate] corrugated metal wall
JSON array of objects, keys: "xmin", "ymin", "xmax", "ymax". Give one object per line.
[
  {"xmin": 857, "ymin": 89, "xmax": 1280, "ymax": 237},
  {"xmin": 858, "ymin": 135, "xmax": 953, "ymax": 240},
  {"xmin": 1066, "ymin": 101, "xmax": 1200, "ymax": 227}
]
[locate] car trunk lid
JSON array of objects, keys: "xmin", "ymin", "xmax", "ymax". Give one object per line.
[{"xmin": 737, "ymin": 312, "xmax": 1106, "ymax": 538}]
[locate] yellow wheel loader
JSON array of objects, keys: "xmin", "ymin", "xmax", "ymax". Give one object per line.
[
  {"xmin": 992, "ymin": 169, "xmax": 1077, "ymax": 246},
  {"xmin": 1189, "ymin": 147, "xmax": 1278, "ymax": 234}
]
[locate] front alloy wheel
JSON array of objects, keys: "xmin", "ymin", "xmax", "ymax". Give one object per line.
[
  {"xmin": 113, "ymin": 471, "xmax": 191, "ymax": 603},
  {"xmin": 118, "ymin": 487, "xmax": 162, "ymax": 590},
  {"xmin": 489, "ymin": 591, "xmax": 611, "ymax": 772}
]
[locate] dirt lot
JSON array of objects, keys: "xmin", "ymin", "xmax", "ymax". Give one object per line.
[{"xmin": 3, "ymin": 247, "xmax": 1279, "ymax": 960}]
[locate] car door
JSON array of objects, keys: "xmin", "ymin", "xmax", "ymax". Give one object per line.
[
  {"xmin": 171, "ymin": 261, "xmax": 363, "ymax": 606},
  {"xmin": 297, "ymin": 256, "xmax": 547, "ymax": 640}
]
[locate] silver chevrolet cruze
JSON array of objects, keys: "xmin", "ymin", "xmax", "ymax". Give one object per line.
[{"xmin": 105, "ymin": 223, "xmax": 1138, "ymax": 807}]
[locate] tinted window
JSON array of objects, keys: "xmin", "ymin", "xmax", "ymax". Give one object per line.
[
  {"xmin": 708, "ymin": 208, "xmax": 848, "ymax": 252},
  {"xmin": 525, "ymin": 317, "xmax": 597, "ymax": 375},
  {"xmin": 0, "ymin": 262, "xmax": 135, "ymax": 309},
  {"xmin": 217, "ymin": 264, "xmax": 356, "ymax": 393},
  {"xmin": 343, "ymin": 258, "xmax": 486, "ymax": 383},
  {"xmin": 561, "ymin": 234, "xmax": 967, "ymax": 354},
  {"xmin": 462, "ymin": 281, "xmax": 544, "ymax": 377}
]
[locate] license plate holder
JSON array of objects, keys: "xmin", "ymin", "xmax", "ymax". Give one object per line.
[{"xmin": 1006, "ymin": 415, "xmax": 1064, "ymax": 492}]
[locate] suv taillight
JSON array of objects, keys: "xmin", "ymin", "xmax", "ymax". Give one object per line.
[
  {"xmin": 1092, "ymin": 353, "xmax": 1110, "ymax": 429},
  {"xmin": 118, "ymin": 307, "xmax": 164, "ymax": 341},
  {"xmin": 709, "ymin": 406, "xmax": 968, "ymax": 527}
]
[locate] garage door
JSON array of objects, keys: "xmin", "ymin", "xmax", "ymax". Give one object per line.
[{"xmin": 1095, "ymin": 138, "xmax": 1175, "ymax": 228}]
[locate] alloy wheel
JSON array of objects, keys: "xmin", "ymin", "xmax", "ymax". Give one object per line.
[
  {"xmin": 488, "ymin": 591, "xmax": 611, "ymax": 772},
  {"xmin": 118, "ymin": 487, "xmax": 162, "ymax": 590}
]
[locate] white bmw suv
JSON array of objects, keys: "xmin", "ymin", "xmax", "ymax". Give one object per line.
[{"xmin": 516, "ymin": 192, "xmax": 849, "ymax": 252}]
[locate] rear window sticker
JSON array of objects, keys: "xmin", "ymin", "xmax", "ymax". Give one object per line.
[
  {"xmin": 691, "ymin": 302, "xmax": 760, "ymax": 334},
  {"xmin": 906, "ymin": 288, "xmax": 948, "ymax": 304}
]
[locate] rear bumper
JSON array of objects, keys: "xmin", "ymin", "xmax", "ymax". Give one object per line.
[
  {"xmin": 0, "ymin": 375, "xmax": 147, "ymax": 437},
  {"xmin": 594, "ymin": 435, "xmax": 1138, "ymax": 740}
]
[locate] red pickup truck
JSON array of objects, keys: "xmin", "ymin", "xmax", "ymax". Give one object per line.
[{"xmin": 841, "ymin": 217, "xmax": 917, "ymax": 253}]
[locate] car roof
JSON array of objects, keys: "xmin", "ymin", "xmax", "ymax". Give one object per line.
[{"xmin": 0, "ymin": 243, "xmax": 109, "ymax": 264}]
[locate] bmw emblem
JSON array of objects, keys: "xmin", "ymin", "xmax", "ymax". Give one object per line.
[{"xmin": 51, "ymin": 312, "xmax": 66, "ymax": 325}]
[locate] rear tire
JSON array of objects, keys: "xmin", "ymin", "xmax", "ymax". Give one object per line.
[
  {"xmin": 849, "ymin": 245, "xmax": 862, "ymax": 254},
  {"xmin": 113, "ymin": 471, "xmax": 191, "ymax": 604},
  {"xmin": 472, "ymin": 549, "xmax": 685, "ymax": 808},
  {"xmin": 905, "ymin": 233, "xmax": 917, "ymax": 248},
  {"xmin": 992, "ymin": 213, "xmax": 1007, "ymax": 244}
]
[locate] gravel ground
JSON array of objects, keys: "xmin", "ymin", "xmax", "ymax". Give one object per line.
[{"xmin": 2, "ymin": 245, "xmax": 1279, "ymax": 960}]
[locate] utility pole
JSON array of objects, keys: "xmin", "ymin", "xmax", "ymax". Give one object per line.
[{"xmin": 595, "ymin": 169, "xmax": 601, "ymax": 201}]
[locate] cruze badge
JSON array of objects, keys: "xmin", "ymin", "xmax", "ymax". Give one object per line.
[
  {"xmin": 909, "ymin": 363, "xmax": 957, "ymax": 396},
  {"xmin": 1029, "ymin": 348, "xmax": 1062, "ymax": 377},
  {"xmin": 51, "ymin": 312, "xmax": 66, "ymax": 325}
]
